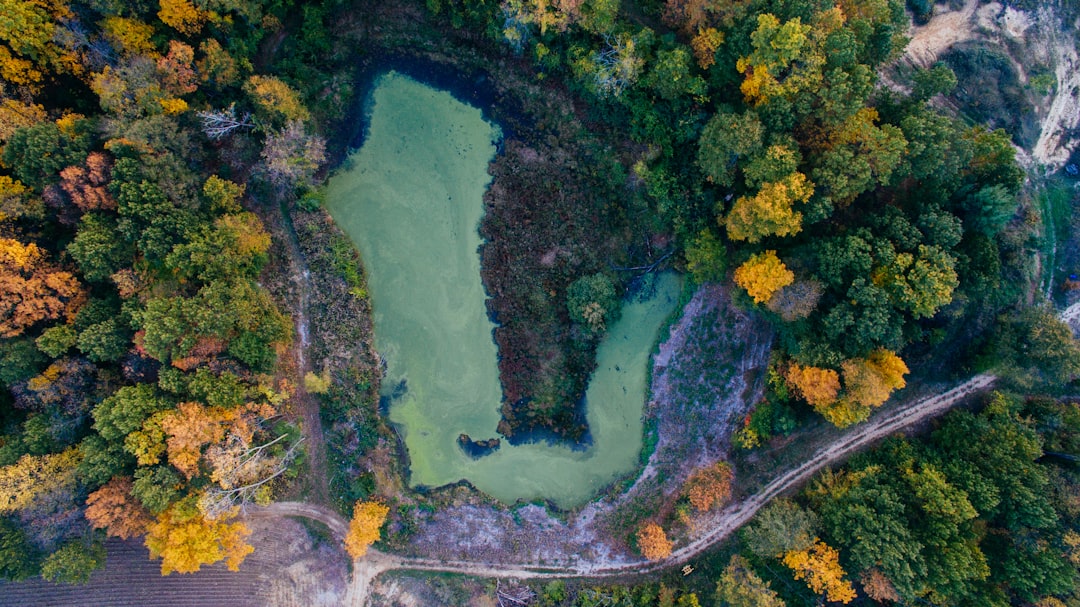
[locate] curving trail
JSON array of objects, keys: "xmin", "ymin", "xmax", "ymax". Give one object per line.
[
  {"xmin": 253, "ymin": 293, "xmax": 1080, "ymax": 604},
  {"xmin": 253, "ymin": 374, "xmax": 998, "ymax": 603}
]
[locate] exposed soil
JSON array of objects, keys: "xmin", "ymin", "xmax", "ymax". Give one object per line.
[{"xmin": 902, "ymin": 0, "xmax": 1080, "ymax": 166}]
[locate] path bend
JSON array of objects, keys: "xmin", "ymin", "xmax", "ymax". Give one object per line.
[{"xmin": 252, "ymin": 301, "xmax": 1079, "ymax": 603}]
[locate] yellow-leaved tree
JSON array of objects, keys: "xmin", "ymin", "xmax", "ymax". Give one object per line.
[
  {"xmin": 344, "ymin": 500, "xmax": 389, "ymax": 558},
  {"xmin": 734, "ymin": 250, "xmax": 794, "ymax": 304},
  {"xmin": 144, "ymin": 495, "xmax": 253, "ymax": 575},
  {"xmin": 0, "ymin": 448, "xmax": 81, "ymax": 514},
  {"xmin": 636, "ymin": 522, "xmax": 673, "ymax": 560},
  {"xmin": 812, "ymin": 349, "xmax": 908, "ymax": 427},
  {"xmin": 157, "ymin": 0, "xmax": 205, "ymax": 36},
  {"xmin": 782, "ymin": 540, "xmax": 856, "ymax": 603},
  {"xmin": 785, "ymin": 364, "xmax": 840, "ymax": 408},
  {"xmin": 725, "ymin": 172, "xmax": 812, "ymax": 243}
]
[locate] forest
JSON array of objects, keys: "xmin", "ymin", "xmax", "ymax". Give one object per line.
[{"xmin": 0, "ymin": 0, "xmax": 1077, "ymax": 604}]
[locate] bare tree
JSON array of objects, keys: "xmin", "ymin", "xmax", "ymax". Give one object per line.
[
  {"xmin": 198, "ymin": 433, "xmax": 304, "ymax": 520},
  {"xmin": 198, "ymin": 104, "xmax": 255, "ymax": 140},
  {"xmin": 496, "ymin": 580, "xmax": 536, "ymax": 607}
]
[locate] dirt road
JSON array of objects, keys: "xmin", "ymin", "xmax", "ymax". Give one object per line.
[{"xmin": 253, "ymin": 372, "xmax": 998, "ymax": 604}]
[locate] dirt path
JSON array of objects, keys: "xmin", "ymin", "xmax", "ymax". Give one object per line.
[
  {"xmin": 256, "ymin": 372, "xmax": 997, "ymax": 603},
  {"xmin": 255, "ymin": 286, "xmax": 1080, "ymax": 605},
  {"xmin": 278, "ymin": 205, "xmax": 331, "ymax": 505}
]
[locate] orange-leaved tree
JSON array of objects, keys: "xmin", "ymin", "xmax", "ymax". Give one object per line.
[
  {"xmin": 782, "ymin": 540, "xmax": 856, "ymax": 603},
  {"xmin": 637, "ymin": 522, "xmax": 673, "ymax": 560},
  {"xmin": 159, "ymin": 401, "xmax": 226, "ymax": 479},
  {"xmin": 345, "ymin": 500, "xmax": 390, "ymax": 558},
  {"xmin": 811, "ymin": 349, "xmax": 909, "ymax": 427},
  {"xmin": 84, "ymin": 476, "xmax": 153, "ymax": 539},
  {"xmin": 734, "ymin": 250, "xmax": 794, "ymax": 305},
  {"xmin": 144, "ymin": 495, "xmax": 252, "ymax": 575},
  {"xmin": 0, "ymin": 238, "xmax": 83, "ymax": 337},
  {"xmin": 842, "ymin": 348, "xmax": 908, "ymax": 408},
  {"xmin": 785, "ymin": 363, "xmax": 840, "ymax": 408},
  {"xmin": 683, "ymin": 461, "xmax": 734, "ymax": 512}
]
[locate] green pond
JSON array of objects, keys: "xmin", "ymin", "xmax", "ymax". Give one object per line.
[{"xmin": 324, "ymin": 71, "xmax": 681, "ymax": 507}]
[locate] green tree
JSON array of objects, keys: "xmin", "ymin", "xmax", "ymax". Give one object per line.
[
  {"xmin": 67, "ymin": 213, "xmax": 131, "ymax": 283},
  {"xmin": 40, "ymin": 541, "xmax": 106, "ymax": 585},
  {"xmin": 132, "ymin": 465, "xmax": 183, "ymax": 514},
  {"xmin": 742, "ymin": 498, "xmax": 818, "ymax": 558},
  {"xmin": 93, "ymin": 384, "xmax": 173, "ymax": 443},
  {"xmin": 0, "ymin": 517, "xmax": 39, "ymax": 580},
  {"xmin": 912, "ymin": 63, "xmax": 958, "ymax": 101},
  {"xmin": 993, "ymin": 308, "xmax": 1080, "ymax": 388},
  {"xmin": 879, "ymin": 244, "xmax": 958, "ymax": 319},
  {"xmin": 35, "ymin": 325, "xmax": 76, "ymax": 358},
  {"xmin": 2, "ymin": 120, "xmax": 94, "ymax": 189},
  {"xmin": 77, "ymin": 317, "xmax": 129, "ymax": 363},
  {"xmin": 715, "ymin": 555, "xmax": 786, "ymax": 607},
  {"xmin": 567, "ymin": 273, "xmax": 620, "ymax": 334},
  {"xmin": 645, "ymin": 47, "xmax": 706, "ymax": 101},
  {"xmin": 697, "ymin": 111, "xmax": 763, "ymax": 186},
  {"xmin": 684, "ymin": 228, "xmax": 727, "ymax": 283}
]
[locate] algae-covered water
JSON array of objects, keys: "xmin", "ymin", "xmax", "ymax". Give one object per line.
[{"xmin": 324, "ymin": 71, "xmax": 681, "ymax": 507}]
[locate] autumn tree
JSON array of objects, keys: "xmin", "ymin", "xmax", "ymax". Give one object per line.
[
  {"xmin": 144, "ymin": 496, "xmax": 253, "ymax": 575},
  {"xmin": 859, "ymin": 568, "xmax": 901, "ymax": 602},
  {"xmin": 636, "ymin": 522, "xmax": 673, "ymax": 560},
  {"xmin": 58, "ymin": 152, "xmax": 115, "ymax": 212},
  {"xmin": 765, "ymin": 280, "xmax": 822, "ymax": 321},
  {"xmin": 782, "ymin": 540, "xmax": 856, "ymax": 603},
  {"xmin": 715, "ymin": 555, "xmax": 786, "ymax": 607},
  {"xmin": 158, "ymin": 0, "xmax": 206, "ymax": 36},
  {"xmin": 734, "ymin": 250, "xmax": 794, "ymax": 305},
  {"xmin": 244, "ymin": 76, "xmax": 310, "ymax": 126},
  {"xmin": 0, "ymin": 449, "xmax": 81, "ymax": 514},
  {"xmin": 736, "ymin": 14, "xmax": 822, "ymax": 105},
  {"xmin": 200, "ymin": 405, "xmax": 299, "ymax": 520},
  {"xmin": 725, "ymin": 172, "xmax": 812, "ymax": 243},
  {"xmin": 0, "ymin": 0, "xmax": 78, "ymax": 88},
  {"xmin": 160, "ymin": 401, "xmax": 225, "ymax": 479},
  {"xmin": 84, "ymin": 476, "xmax": 153, "ymax": 540},
  {"xmin": 785, "ymin": 364, "xmax": 840, "ymax": 408},
  {"xmin": 691, "ymin": 27, "xmax": 723, "ymax": 69},
  {"xmin": 259, "ymin": 120, "xmax": 326, "ymax": 194},
  {"xmin": 40, "ymin": 541, "xmax": 105, "ymax": 585},
  {"xmin": 842, "ymin": 348, "xmax": 908, "ymax": 409},
  {"xmin": 344, "ymin": 500, "xmax": 389, "ymax": 558},
  {"xmin": 571, "ymin": 31, "xmax": 646, "ymax": 98},
  {"xmin": 683, "ymin": 461, "xmax": 734, "ymax": 511},
  {"xmin": 0, "ymin": 99, "xmax": 46, "ymax": 144}
]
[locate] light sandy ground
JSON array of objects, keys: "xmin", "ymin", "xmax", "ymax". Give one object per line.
[
  {"xmin": 905, "ymin": 0, "xmax": 980, "ymax": 67},
  {"xmin": 902, "ymin": 1, "xmax": 1080, "ymax": 167},
  {"xmin": 254, "ymin": 299, "xmax": 1080, "ymax": 606}
]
